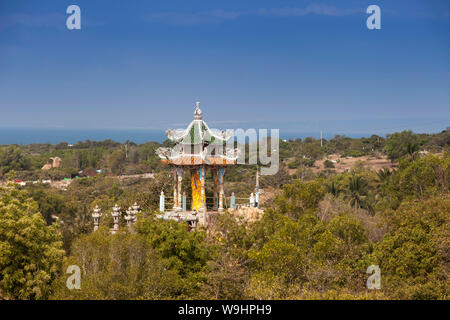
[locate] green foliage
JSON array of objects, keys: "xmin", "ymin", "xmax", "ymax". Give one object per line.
[
  {"xmin": 0, "ymin": 186, "xmax": 64, "ymax": 299},
  {"xmin": 273, "ymin": 179, "xmax": 326, "ymax": 218},
  {"xmin": 384, "ymin": 130, "xmax": 420, "ymax": 161},
  {"xmin": 0, "ymin": 139, "xmax": 167, "ymax": 181},
  {"xmin": 53, "ymin": 213, "xmax": 218, "ymax": 299},
  {"xmin": 28, "ymin": 186, "xmax": 67, "ymax": 225},
  {"xmin": 327, "ymin": 214, "xmax": 368, "ymax": 247},
  {"xmin": 244, "ymin": 208, "xmax": 370, "ymax": 298},
  {"xmin": 376, "ymin": 168, "xmax": 392, "ymax": 184},
  {"xmin": 366, "ymin": 197, "xmax": 449, "ymax": 299},
  {"xmin": 52, "ymin": 228, "xmax": 180, "ymax": 299},
  {"xmin": 326, "ymin": 135, "xmax": 383, "ymax": 157},
  {"xmin": 136, "ymin": 215, "xmax": 213, "ymax": 297},
  {"xmin": 0, "ymin": 146, "xmax": 31, "ymax": 177},
  {"xmin": 326, "ymin": 180, "xmax": 342, "ymax": 197},
  {"xmin": 137, "ymin": 216, "xmax": 210, "ymax": 275},
  {"xmin": 1, "ymin": 134, "xmax": 449, "ymax": 300},
  {"xmin": 287, "ymin": 160, "xmax": 299, "ymax": 169},
  {"xmin": 383, "ymin": 154, "xmax": 449, "ymax": 205},
  {"xmin": 344, "ymin": 174, "xmax": 373, "ymax": 213}
]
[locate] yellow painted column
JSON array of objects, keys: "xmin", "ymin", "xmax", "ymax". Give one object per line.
[
  {"xmin": 200, "ymin": 166, "xmax": 205, "ymax": 213},
  {"xmin": 191, "ymin": 170, "xmax": 201, "ymax": 211}
]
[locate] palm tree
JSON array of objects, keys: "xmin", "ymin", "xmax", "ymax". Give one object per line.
[
  {"xmin": 375, "ymin": 168, "xmax": 394, "ymax": 200},
  {"xmin": 344, "ymin": 174, "xmax": 373, "ymax": 213},
  {"xmin": 326, "ymin": 180, "xmax": 341, "ymax": 197},
  {"xmin": 376, "ymin": 168, "xmax": 392, "ymax": 184},
  {"xmin": 406, "ymin": 142, "xmax": 419, "ymax": 159}
]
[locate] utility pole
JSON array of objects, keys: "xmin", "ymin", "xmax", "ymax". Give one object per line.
[
  {"xmin": 255, "ymin": 165, "xmax": 259, "ymax": 190},
  {"xmin": 320, "ymin": 130, "xmax": 323, "ymax": 147},
  {"xmin": 255, "ymin": 166, "xmax": 260, "ymax": 208}
]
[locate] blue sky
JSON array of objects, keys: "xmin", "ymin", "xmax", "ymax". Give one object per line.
[{"xmin": 0, "ymin": 0, "xmax": 449, "ymax": 136}]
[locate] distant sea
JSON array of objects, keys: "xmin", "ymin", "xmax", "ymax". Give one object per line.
[
  {"xmin": 0, "ymin": 128, "xmax": 168, "ymax": 145},
  {"xmin": 0, "ymin": 128, "xmax": 376, "ymax": 145}
]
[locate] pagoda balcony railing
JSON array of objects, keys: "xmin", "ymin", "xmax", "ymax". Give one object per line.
[
  {"xmin": 160, "ymin": 194, "xmax": 253, "ymax": 213},
  {"xmin": 156, "ymin": 147, "xmax": 240, "ymax": 161}
]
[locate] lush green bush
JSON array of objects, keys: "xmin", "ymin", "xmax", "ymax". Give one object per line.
[
  {"xmin": 0, "ymin": 186, "xmax": 64, "ymax": 299},
  {"xmin": 365, "ymin": 197, "xmax": 449, "ymax": 299}
]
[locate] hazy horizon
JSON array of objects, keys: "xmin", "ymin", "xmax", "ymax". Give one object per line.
[{"xmin": 0, "ymin": 125, "xmax": 448, "ymax": 145}]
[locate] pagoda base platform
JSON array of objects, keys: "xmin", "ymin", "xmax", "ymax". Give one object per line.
[{"xmin": 156, "ymin": 209, "xmax": 224, "ymax": 229}]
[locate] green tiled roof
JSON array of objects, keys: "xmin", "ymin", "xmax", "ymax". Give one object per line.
[{"xmin": 167, "ymin": 120, "xmax": 229, "ymax": 145}]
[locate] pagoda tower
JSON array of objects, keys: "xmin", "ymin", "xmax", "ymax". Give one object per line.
[{"xmin": 156, "ymin": 102, "xmax": 239, "ymax": 226}]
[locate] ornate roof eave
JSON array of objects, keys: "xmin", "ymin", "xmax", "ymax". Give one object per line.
[{"xmin": 156, "ymin": 147, "xmax": 240, "ymax": 166}]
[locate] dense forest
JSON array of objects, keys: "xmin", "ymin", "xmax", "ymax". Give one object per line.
[{"xmin": 0, "ymin": 128, "xmax": 449, "ymax": 300}]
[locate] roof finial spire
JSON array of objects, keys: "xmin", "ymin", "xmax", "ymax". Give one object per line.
[{"xmin": 194, "ymin": 101, "xmax": 202, "ymax": 120}]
